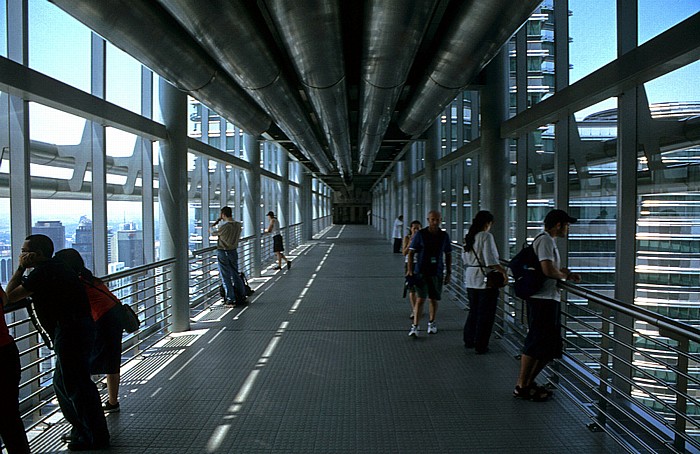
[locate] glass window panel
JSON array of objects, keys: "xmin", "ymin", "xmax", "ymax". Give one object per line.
[
  {"xmin": 0, "ymin": 89, "xmax": 10, "ymax": 282},
  {"xmin": 106, "ymin": 127, "xmax": 143, "ymax": 269},
  {"xmin": 0, "ymin": 0, "xmax": 7, "ymax": 57},
  {"xmin": 569, "ymin": 0, "xmax": 617, "ymax": 84},
  {"xmin": 152, "ymin": 75, "xmax": 164, "ymax": 124},
  {"xmin": 29, "ymin": 0, "xmax": 91, "ymax": 92},
  {"xmin": 106, "ymin": 42, "xmax": 142, "ymax": 114},
  {"xmin": 525, "ymin": 2, "xmax": 556, "ymax": 107},
  {"xmin": 639, "ymin": 0, "xmax": 700, "ymax": 45},
  {"xmin": 637, "ymin": 66, "xmax": 700, "ymax": 323},
  {"xmin": 29, "ymin": 102, "xmax": 92, "ymax": 268},
  {"xmin": 570, "ymin": 99, "xmax": 618, "ymax": 295}
]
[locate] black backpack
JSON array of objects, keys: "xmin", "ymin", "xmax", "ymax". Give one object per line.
[{"xmin": 508, "ymin": 233, "xmax": 546, "ymax": 299}]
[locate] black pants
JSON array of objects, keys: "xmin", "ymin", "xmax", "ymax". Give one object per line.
[
  {"xmin": 464, "ymin": 287, "xmax": 499, "ymax": 353},
  {"xmin": 393, "ymin": 238, "xmax": 402, "ymax": 253},
  {"xmin": 0, "ymin": 342, "xmax": 30, "ymax": 454},
  {"xmin": 53, "ymin": 317, "xmax": 110, "ymax": 445}
]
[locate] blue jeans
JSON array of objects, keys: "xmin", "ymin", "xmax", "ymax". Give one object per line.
[{"xmin": 217, "ymin": 249, "xmax": 245, "ymax": 303}]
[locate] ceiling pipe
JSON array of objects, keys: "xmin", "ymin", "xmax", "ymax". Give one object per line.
[
  {"xmin": 156, "ymin": 0, "xmax": 333, "ymax": 174},
  {"xmin": 357, "ymin": 0, "xmax": 437, "ymax": 175},
  {"xmin": 49, "ymin": 0, "xmax": 271, "ymax": 137},
  {"xmin": 397, "ymin": 0, "xmax": 541, "ymax": 137},
  {"xmin": 264, "ymin": 0, "xmax": 352, "ymax": 181}
]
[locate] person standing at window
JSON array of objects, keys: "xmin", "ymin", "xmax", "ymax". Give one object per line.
[
  {"xmin": 462, "ymin": 211, "xmax": 507, "ymax": 354},
  {"xmin": 6, "ymin": 235, "xmax": 110, "ymax": 451},
  {"xmin": 392, "ymin": 215, "xmax": 404, "ymax": 253},
  {"xmin": 210, "ymin": 207, "xmax": 247, "ymax": 306},
  {"xmin": 55, "ymin": 248, "xmax": 123, "ymax": 414},
  {"xmin": 265, "ymin": 211, "xmax": 291, "ymax": 271},
  {"xmin": 514, "ymin": 209, "xmax": 581, "ymax": 401},
  {"xmin": 0, "ymin": 286, "xmax": 31, "ymax": 454}
]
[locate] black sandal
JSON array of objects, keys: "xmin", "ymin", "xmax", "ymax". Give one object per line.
[{"xmin": 513, "ymin": 384, "xmax": 550, "ymax": 401}]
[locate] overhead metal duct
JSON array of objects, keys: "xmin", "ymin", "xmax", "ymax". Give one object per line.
[
  {"xmin": 264, "ymin": 0, "xmax": 352, "ymax": 180},
  {"xmin": 156, "ymin": 0, "xmax": 333, "ymax": 174},
  {"xmin": 357, "ymin": 0, "xmax": 437, "ymax": 175},
  {"xmin": 397, "ymin": 0, "xmax": 541, "ymax": 137},
  {"xmin": 49, "ymin": 0, "xmax": 270, "ymax": 137}
]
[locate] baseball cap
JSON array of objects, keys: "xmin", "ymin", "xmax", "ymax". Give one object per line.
[{"xmin": 544, "ymin": 209, "xmax": 577, "ymax": 226}]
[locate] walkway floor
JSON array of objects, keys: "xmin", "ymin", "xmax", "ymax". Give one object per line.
[{"xmin": 29, "ymin": 225, "xmax": 620, "ymax": 453}]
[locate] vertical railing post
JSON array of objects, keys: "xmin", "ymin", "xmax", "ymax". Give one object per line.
[{"xmin": 674, "ymin": 336, "xmax": 689, "ymax": 451}]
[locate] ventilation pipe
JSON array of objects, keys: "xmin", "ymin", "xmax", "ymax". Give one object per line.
[
  {"xmin": 357, "ymin": 0, "xmax": 437, "ymax": 175},
  {"xmin": 264, "ymin": 0, "xmax": 352, "ymax": 181},
  {"xmin": 157, "ymin": 0, "xmax": 333, "ymax": 174},
  {"xmin": 398, "ymin": 0, "xmax": 541, "ymax": 137},
  {"xmin": 49, "ymin": 0, "xmax": 270, "ymax": 136}
]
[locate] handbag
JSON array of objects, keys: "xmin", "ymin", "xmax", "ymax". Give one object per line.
[
  {"xmin": 120, "ymin": 303, "xmax": 140, "ymax": 333},
  {"xmin": 472, "ymin": 247, "xmax": 506, "ymax": 289},
  {"xmin": 85, "ymin": 279, "xmax": 140, "ymax": 333}
]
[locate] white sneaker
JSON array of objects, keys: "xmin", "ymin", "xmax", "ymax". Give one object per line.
[
  {"xmin": 408, "ymin": 325, "xmax": 419, "ymax": 337},
  {"xmin": 427, "ymin": 322, "xmax": 437, "ymax": 334}
]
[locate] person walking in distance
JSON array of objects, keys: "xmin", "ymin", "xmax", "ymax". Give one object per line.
[
  {"xmin": 210, "ymin": 206, "xmax": 247, "ymax": 306},
  {"xmin": 265, "ymin": 211, "xmax": 291, "ymax": 270},
  {"xmin": 462, "ymin": 211, "xmax": 507, "ymax": 354},
  {"xmin": 402, "ymin": 220, "xmax": 422, "ymax": 320},
  {"xmin": 392, "ymin": 215, "xmax": 404, "ymax": 253},
  {"xmin": 406, "ymin": 210, "xmax": 452, "ymax": 337},
  {"xmin": 6, "ymin": 235, "xmax": 110, "ymax": 451},
  {"xmin": 0, "ymin": 286, "xmax": 31, "ymax": 454},
  {"xmin": 55, "ymin": 248, "xmax": 123, "ymax": 414},
  {"xmin": 513, "ymin": 209, "xmax": 581, "ymax": 401}
]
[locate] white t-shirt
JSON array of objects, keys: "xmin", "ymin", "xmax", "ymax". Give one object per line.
[
  {"xmin": 530, "ymin": 232, "xmax": 560, "ymax": 300},
  {"xmin": 392, "ymin": 218, "xmax": 403, "ymax": 239},
  {"xmin": 462, "ymin": 231, "xmax": 500, "ymax": 289}
]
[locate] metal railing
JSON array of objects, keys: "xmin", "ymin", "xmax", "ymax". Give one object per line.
[
  {"xmin": 444, "ymin": 241, "xmax": 700, "ymax": 453},
  {"xmin": 7, "ymin": 257, "xmax": 175, "ymax": 436}
]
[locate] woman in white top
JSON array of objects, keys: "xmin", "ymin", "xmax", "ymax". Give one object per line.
[
  {"xmin": 462, "ymin": 211, "xmax": 507, "ymax": 354},
  {"xmin": 266, "ymin": 211, "xmax": 291, "ymax": 270}
]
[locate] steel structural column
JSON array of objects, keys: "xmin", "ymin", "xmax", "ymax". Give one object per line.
[
  {"xmin": 90, "ymin": 33, "xmax": 108, "ymax": 276},
  {"xmin": 554, "ymin": 0, "xmax": 571, "ymax": 259},
  {"xmin": 141, "ymin": 67, "xmax": 156, "ymax": 263},
  {"xmin": 243, "ymin": 133, "xmax": 261, "ymax": 277},
  {"xmin": 612, "ymin": 0, "xmax": 637, "ymax": 397},
  {"xmin": 279, "ymin": 150, "xmax": 290, "ymax": 256},
  {"xmin": 301, "ymin": 170, "xmax": 313, "ymax": 241},
  {"xmin": 480, "ymin": 49, "xmax": 509, "ymax": 256},
  {"xmin": 515, "ymin": 26, "xmax": 529, "ymax": 250},
  {"xmin": 424, "ymin": 118, "xmax": 440, "ymax": 216},
  {"xmin": 7, "ymin": 0, "xmax": 30, "ymax": 258},
  {"xmin": 401, "ymin": 160, "xmax": 412, "ymax": 226},
  {"xmin": 158, "ymin": 79, "xmax": 190, "ymax": 332}
]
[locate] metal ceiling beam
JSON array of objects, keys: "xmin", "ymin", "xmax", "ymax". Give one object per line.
[{"xmin": 500, "ymin": 11, "xmax": 700, "ymax": 138}]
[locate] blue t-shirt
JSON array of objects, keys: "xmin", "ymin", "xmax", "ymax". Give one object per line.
[{"xmin": 409, "ymin": 228, "xmax": 452, "ymax": 277}]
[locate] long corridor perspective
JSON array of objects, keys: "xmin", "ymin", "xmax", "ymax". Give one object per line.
[{"xmin": 27, "ymin": 225, "xmax": 620, "ymax": 454}]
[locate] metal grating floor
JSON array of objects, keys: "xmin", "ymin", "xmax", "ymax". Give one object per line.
[{"xmin": 27, "ymin": 225, "xmax": 620, "ymax": 453}]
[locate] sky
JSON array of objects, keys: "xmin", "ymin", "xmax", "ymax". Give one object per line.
[{"xmin": 569, "ymin": 0, "xmax": 700, "ymax": 119}]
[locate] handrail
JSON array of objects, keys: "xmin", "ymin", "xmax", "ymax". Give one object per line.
[
  {"xmin": 559, "ymin": 280, "xmax": 700, "ymax": 343},
  {"xmin": 446, "ymin": 245, "xmax": 700, "ymax": 452}
]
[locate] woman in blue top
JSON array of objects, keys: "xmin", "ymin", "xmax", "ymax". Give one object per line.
[{"xmin": 462, "ymin": 211, "xmax": 507, "ymax": 354}]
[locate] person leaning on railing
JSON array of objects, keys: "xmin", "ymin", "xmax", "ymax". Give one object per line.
[
  {"xmin": 513, "ymin": 209, "xmax": 581, "ymax": 402},
  {"xmin": 0, "ymin": 285, "xmax": 31, "ymax": 454}
]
